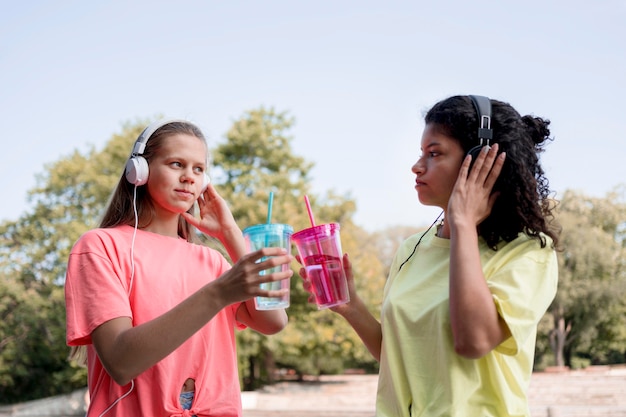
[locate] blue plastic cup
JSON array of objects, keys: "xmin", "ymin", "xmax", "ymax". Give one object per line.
[{"xmin": 243, "ymin": 223, "xmax": 293, "ymax": 310}]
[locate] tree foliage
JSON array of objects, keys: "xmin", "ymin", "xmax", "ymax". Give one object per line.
[
  {"xmin": 3, "ymin": 105, "xmax": 625, "ymax": 405},
  {"xmin": 0, "ymin": 118, "xmax": 155, "ymax": 402},
  {"xmin": 209, "ymin": 107, "xmax": 382, "ymax": 388},
  {"xmin": 0, "ymin": 109, "xmax": 384, "ymax": 402},
  {"xmin": 545, "ymin": 187, "xmax": 626, "ymax": 368}
]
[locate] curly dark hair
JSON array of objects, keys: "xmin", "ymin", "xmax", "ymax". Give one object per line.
[{"xmin": 425, "ymin": 95, "xmax": 560, "ymax": 249}]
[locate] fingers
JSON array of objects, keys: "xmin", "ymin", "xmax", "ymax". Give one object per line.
[
  {"xmin": 484, "ymin": 150, "xmax": 506, "ymax": 190},
  {"xmin": 464, "ymin": 143, "xmax": 505, "ymax": 186},
  {"xmin": 201, "ymin": 182, "xmax": 217, "ymax": 200},
  {"xmin": 467, "ymin": 144, "xmax": 492, "ymax": 178},
  {"xmin": 342, "ymin": 253, "xmax": 357, "ymax": 298},
  {"xmin": 223, "ymin": 251, "xmax": 293, "ymax": 302},
  {"xmin": 245, "ymin": 247, "xmax": 293, "ymax": 267},
  {"xmin": 450, "ymin": 144, "xmax": 506, "ymax": 226},
  {"xmin": 181, "ymin": 211, "xmax": 200, "ymax": 228},
  {"xmin": 196, "ymin": 183, "xmax": 224, "ymax": 214},
  {"xmin": 253, "ymin": 263, "xmax": 293, "ymax": 299},
  {"xmin": 240, "ymin": 248, "xmax": 294, "ymax": 283},
  {"xmin": 343, "ymin": 253, "xmax": 353, "ymax": 278},
  {"xmin": 196, "ymin": 183, "xmax": 213, "ymax": 208},
  {"xmin": 474, "ymin": 143, "xmax": 498, "ymax": 175},
  {"xmin": 295, "ymin": 256, "xmax": 317, "ymax": 304}
]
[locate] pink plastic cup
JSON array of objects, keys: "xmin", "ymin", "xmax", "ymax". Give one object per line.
[{"xmin": 292, "ymin": 223, "xmax": 349, "ymax": 309}]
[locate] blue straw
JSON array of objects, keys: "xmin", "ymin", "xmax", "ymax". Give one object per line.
[{"xmin": 267, "ymin": 191, "xmax": 274, "ymax": 224}]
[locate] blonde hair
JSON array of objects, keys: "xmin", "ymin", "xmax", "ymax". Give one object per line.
[{"xmin": 69, "ymin": 345, "xmax": 88, "ymax": 366}]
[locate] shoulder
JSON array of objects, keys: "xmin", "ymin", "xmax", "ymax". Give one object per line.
[
  {"xmin": 488, "ymin": 232, "xmax": 557, "ymax": 265},
  {"xmin": 508, "ymin": 232, "xmax": 554, "ymax": 251},
  {"xmin": 72, "ymin": 226, "xmax": 132, "ymax": 253},
  {"xmin": 398, "ymin": 228, "xmax": 437, "ymax": 252}
]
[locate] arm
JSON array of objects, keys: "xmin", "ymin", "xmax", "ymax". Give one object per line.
[
  {"xmin": 335, "ymin": 296, "xmax": 383, "ymax": 361},
  {"xmin": 301, "ymin": 254, "xmax": 383, "ymax": 361},
  {"xmin": 183, "ymin": 184, "xmax": 288, "ymax": 334},
  {"xmin": 448, "ymin": 222, "xmax": 510, "ymax": 358},
  {"xmin": 447, "ymin": 144, "xmax": 510, "ymax": 358},
  {"xmin": 91, "ymin": 247, "xmax": 292, "ymax": 386}
]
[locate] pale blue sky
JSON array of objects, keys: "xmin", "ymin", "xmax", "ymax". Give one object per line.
[{"xmin": 1, "ymin": 0, "xmax": 624, "ymax": 231}]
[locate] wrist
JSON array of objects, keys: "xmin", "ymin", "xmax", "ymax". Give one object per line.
[
  {"xmin": 217, "ymin": 225, "xmax": 242, "ymax": 242},
  {"xmin": 448, "ymin": 220, "xmax": 477, "ymax": 238},
  {"xmin": 336, "ymin": 295, "xmax": 364, "ymax": 319},
  {"xmin": 198, "ymin": 281, "xmax": 231, "ymax": 314}
]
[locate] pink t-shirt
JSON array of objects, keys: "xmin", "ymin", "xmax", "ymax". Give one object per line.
[{"xmin": 65, "ymin": 225, "xmax": 245, "ymax": 417}]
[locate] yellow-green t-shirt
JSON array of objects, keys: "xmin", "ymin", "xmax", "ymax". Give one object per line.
[{"xmin": 377, "ymin": 229, "xmax": 558, "ymax": 417}]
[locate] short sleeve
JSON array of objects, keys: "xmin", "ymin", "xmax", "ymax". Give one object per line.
[
  {"xmin": 65, "ymin": 232, "xmax": 133, "ymax": 346},
  {"xmin": 485, "ymin": 236, "xmax": 558, "ymax": 355}
]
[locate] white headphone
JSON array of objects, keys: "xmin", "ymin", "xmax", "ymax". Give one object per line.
[{"xmin": 124, "ymin": 118, "xmax": 210, "ymax": 190}]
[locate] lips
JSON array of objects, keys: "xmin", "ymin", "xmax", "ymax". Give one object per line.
[{"xmin": 175, "ymin": 189, "xmax": 194, "ymax": 199}]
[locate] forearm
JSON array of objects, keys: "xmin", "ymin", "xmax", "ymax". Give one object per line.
[
  {"xmin": 93, "ymin": 283, "xmax": 228, "ymax": 385},
  {"xmin": 237, "ymin": 300, "xmax": 288, "ymax": 335},
  {"xmin": 448, "ymin": 223, "xmax": 508, "ymax": 358},
  {"xmin": 218, "ymin": 226, "xmax": 247, "ymax": 262},
  {"xmin": 338, "ymin": 296, "xmax": 383, "ymax": 361}
]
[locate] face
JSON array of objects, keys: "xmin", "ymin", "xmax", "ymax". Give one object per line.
[
  {"xmin": 146, "ymin": 133, "xmax": 208, "ymax": 218},
  {"xmin": 411, "ymin": 123, "xmax": 465, "ymax": 209}
]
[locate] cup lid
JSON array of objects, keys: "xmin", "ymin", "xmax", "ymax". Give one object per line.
[
  {"xmin": 243, "ymin": 223, "xmax": 294, "ymax": 235},
  {"xmin": 292, "ymin": 223, "xmax": 340, "ymax": 240}
]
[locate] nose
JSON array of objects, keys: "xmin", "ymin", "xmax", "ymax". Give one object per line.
[
  {"xmin": 411, "ymin": 157, "xmax": 424, "ymax": 175},
  {"xmin": 181, "ymin": 168, "xmax": 197, "ymax": 184}
]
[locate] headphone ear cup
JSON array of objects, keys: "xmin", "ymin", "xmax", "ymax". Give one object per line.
[
  {"xmin": 125, "ymin": 156, "xmax": 149, "ymax": 186},
  {"xmin": 466, "ymin": 145, "xmax": 483, "ymax": 172},
  {"xmin": 201, "ymin": 173, "xmax": 211, "ymax": 193}
]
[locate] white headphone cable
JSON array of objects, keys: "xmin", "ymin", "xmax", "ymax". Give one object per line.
[
  {"xmin": 97, "ymin": 380, "xmax": 135, "ymax": 417},
  {"xmin": 129, "ymin": 185, "xmax": 138, "ymax": 294},
  {"xmin": 97, "ymin": 185, "xmax": 139, "ymax": 417}
]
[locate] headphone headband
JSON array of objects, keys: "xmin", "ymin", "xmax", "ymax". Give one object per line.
[
  {"xmin": 468, "ymin": 95, "xmax": 493, "ymax": 146},
  {"xmin": 131, "ymin": 118, "xmax": 187, "ymax": 156}
]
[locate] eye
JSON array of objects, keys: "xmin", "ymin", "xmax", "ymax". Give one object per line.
[
  {"xmin": 171, "ymin": 161, "xmax": 183, "ymax": 168},
  {"xmin": 417, "ymin": 149, "xmax": 440, "ymax": 160},
  {"xmin": 193, "ymin": 166, "xmax": 205, "ymax": 174},
  {"xmin": 419, "ymin": 151, "xmax": 438, "ymax": 159}
]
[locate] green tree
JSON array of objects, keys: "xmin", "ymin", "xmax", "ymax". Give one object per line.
[
  {"xmin": 546, "ymin": 187, "xmax": 626, "ymax": 368},
  {"xmin": 0, "ymin": 118, "xmax": 153, "ymax": 402},
  {"xmin": 0, "ymin": 110, "xmax": 385, "ymax": 402}
]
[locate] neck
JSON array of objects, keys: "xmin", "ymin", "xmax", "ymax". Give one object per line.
[
  {"xmin": 142, "ymin": 214, "xmax": 181, "ymax": 238},
  {"xmin": 436, "ymin": 218, "xmax": 449, "ymax": 239}
]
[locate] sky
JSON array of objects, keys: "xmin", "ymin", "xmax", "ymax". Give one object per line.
[{"xmin": 1, "ymin": 0, "xmax": 625, "ymax": 232}]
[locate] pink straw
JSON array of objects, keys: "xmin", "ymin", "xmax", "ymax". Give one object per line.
[
  {"xmin": 304, "ymin": 195, "xmax": 316, "ymax": 227},
  {"xmin": 303, "ymin": 195, "xmax": 331, "ymax": 301}
]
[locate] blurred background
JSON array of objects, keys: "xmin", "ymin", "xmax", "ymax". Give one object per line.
[{"xmin": 1, "ymin": 0, "xmax": 625, "ymax": 408}]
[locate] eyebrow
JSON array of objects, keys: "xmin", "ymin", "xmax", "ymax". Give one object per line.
[
  {"xmin": 163, "ymin": 154, "xmax": 206, "ymax": 166},
  {"xmin": 421, "ymin": 141, "xmax": 442, "ymax": 152}
]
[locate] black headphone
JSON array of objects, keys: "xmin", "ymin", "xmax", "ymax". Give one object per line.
[
  {"xmin": 467, "ymin": 95, "xmax": 493, "ymax": 167},
  {"xmin": 125, "ymin": 118, "xmax": 210, "ymax": 190}
]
